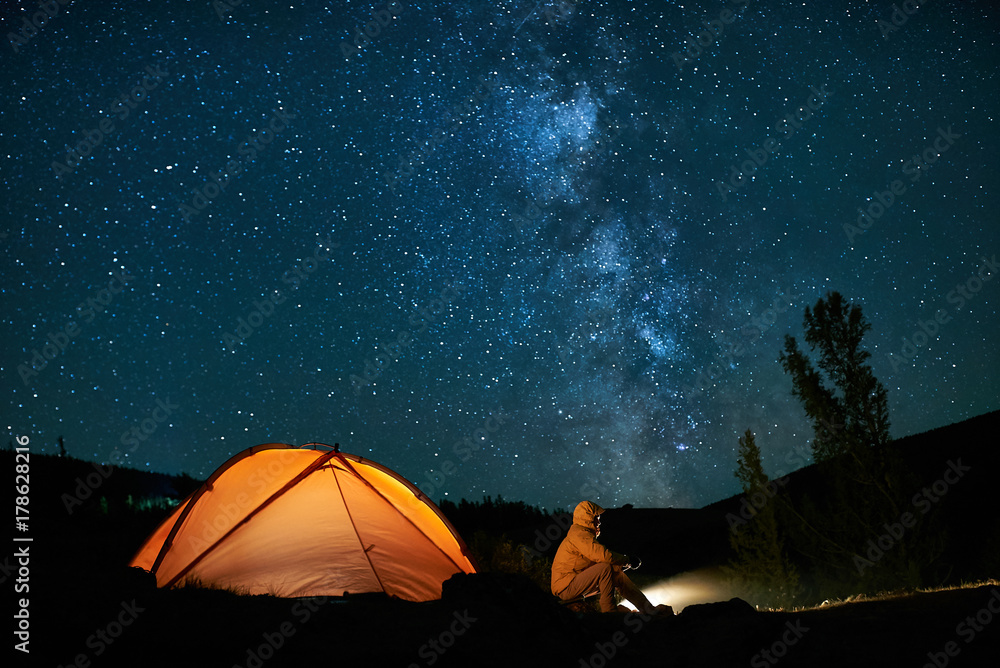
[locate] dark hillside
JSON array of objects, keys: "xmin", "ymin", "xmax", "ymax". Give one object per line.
[{"xmin": 704, "ymin": 410, "xmax": 1000, "ymax": 585}]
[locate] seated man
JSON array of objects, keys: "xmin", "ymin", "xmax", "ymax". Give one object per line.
[{"xmin": 551, "ymin": 500, "xmax": 663, "ymax": 614}]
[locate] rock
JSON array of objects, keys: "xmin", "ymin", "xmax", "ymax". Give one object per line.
[{"xmin": 678, "ymin": 597, "xmax": 757, "ymax": 624}]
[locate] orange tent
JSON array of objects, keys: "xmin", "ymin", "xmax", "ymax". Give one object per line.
[{"xmin": 129, "ymin": 443, "xmax": 477, "ymax": 601}]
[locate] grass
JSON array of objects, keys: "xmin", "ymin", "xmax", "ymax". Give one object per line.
[{"xmin": 792, "ymin": 578, "xmax": 1000, "ymax": 612}]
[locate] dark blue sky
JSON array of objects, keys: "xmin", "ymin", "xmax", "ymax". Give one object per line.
[{"xmin": 3, "ymin": 0, "xmax": 997, "ymax": 510}]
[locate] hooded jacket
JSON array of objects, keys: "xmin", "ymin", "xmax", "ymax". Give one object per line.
[{"xmin": 550, "ymin": 500, "xmax": 628, "ymax": 596}]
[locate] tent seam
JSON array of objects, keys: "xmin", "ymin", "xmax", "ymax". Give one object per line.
[
  {"xmin": 334, "ymin": 453, "xmax": 470, "ymax": 576},
  {"xmin": 162, "ymin": 449, "xmax": 337, "ymax": 589},
  {"xmin": 329, "ymin": 461, "xmax": 389, "ymax": 596}
]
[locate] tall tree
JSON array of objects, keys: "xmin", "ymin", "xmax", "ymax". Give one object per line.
[
  {"xmin": 724, "ymin": 429, "xmax": 800, "ymax": 609},
  {"xmin": 779, "ymin": 292, "xmax": 919, "ymax": 597},
  {"xmin": 779, "ymin": 291, "xmax": 889, "ymax": 460}
]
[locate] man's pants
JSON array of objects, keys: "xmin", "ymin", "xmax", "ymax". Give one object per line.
[{"xmin": 556, "ymin": 563, "xmax": 653, "ymax": 613}]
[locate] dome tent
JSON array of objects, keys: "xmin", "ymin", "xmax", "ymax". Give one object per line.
[{"xmin": 129, "ymin": 443, "xmax": 477, "ymax": 601}]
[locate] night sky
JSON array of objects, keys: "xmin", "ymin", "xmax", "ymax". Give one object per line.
[{"xmin": 3, "ymin": 1, "xmax": 997, "ymax": 511}]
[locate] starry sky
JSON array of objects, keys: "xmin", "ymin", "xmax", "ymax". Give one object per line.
[{"xmin": 2, "ymin": 0, "xmax": 997, "ymax": 511}]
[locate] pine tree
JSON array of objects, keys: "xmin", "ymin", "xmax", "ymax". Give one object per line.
[
  {"xmin": 779, "ymin": 291, "xmax": 919, "ymax": 597},
  {"xmin": 779, "ymin": 291, "xmax": 890, "ymax": 461},
  {"xmin": 724, "ymin": 429, "xmax": 800, "ymax": 609}
]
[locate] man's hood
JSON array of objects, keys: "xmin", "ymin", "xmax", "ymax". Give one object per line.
[{"xmin": 572, "ymin": 500, "xmax": 605, "ymax": 528}]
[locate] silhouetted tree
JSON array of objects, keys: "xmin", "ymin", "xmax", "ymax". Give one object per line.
[
  {"xmin": 779, "ymin": 292, "xmax": 920, "ymax": 597},
  {"xmin": 779, "ymin": 291, "xmax": 890, "ymax": 459},
  {"xmin": 724, "ymin": 429, "xmax": 800, "ymax": 609}
]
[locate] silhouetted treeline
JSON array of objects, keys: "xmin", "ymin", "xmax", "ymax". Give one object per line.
[{"xmin": 438, "ymin": 495, "xmax": 556, "ymax": 545}]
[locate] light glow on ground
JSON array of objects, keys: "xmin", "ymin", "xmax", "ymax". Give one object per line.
[{"xmin": 623, "ymin": 568, "xmax": 735, "ymax": 613}]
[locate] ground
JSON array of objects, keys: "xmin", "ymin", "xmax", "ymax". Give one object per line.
[{"xmin": 22, "ymin": 564, "xmax": 1000, "ymax": 667}]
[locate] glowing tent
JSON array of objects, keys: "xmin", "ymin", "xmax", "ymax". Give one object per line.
[{"xmin": 129, "ymin": 443, "xmax": 477, "ymax": 601}]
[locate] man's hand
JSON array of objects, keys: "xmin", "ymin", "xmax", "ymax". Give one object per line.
[{"xmin": 625, "ymin": 556, "xmax": 642, "ymax": 571}]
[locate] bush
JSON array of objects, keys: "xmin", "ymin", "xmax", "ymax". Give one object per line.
[{"xmin": 467, "ymin": 530, "xmax": 553, "ymax": 593}]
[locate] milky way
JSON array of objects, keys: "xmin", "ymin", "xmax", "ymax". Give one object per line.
[{"xmin": 2, "ymin": 1, "xmax": 997, "ymax": 510}]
